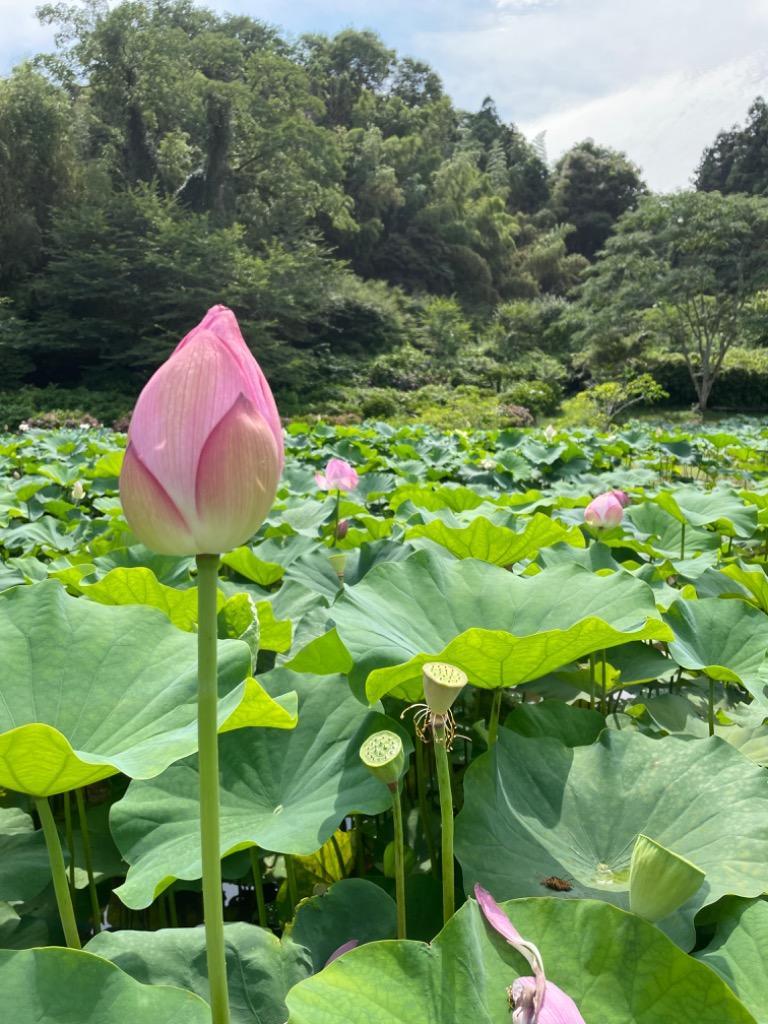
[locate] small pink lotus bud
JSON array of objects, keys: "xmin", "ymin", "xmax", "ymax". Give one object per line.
[
  {"xmin": 583, "ymin": 491, "xmax": 627, "ymax": 529},
  {"xmin": 315, "ymin": 458, "xmax": 359, "ymax": 492},
  {"xmin": 335, "ymin": 518, "xmax": 349, "ymax": 540},
  {"xmin": 119, "ymin": 305, "xmax": 283, "ymax": 555}
]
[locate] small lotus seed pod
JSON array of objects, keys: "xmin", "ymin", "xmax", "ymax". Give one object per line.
[
  {"xmin": 629, "ymin": 833, "xmax": 705, "ymax": 922},
  {"xmin": 422, "ymin": 662, "xmax": 468, "ymax": 716},
  {"xmin": 359, "ymin": 730, "xmax": 405, "ymax": 789},
  {"xmin": 328, "ymin": 551, "xmax": 347, "ymax": 585}
]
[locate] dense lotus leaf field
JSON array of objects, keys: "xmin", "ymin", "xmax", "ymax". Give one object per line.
[{"xmin": 2, "ymin": 417, "xmax": 768, "ymax": 1022}]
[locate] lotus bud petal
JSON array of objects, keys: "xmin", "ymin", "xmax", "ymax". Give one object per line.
[
  {"xmin": 325, "ymin": 939, "xmax": 359, "ymax": 966},
  {"xmin": 422, "ymin": 662, "xmax": 467, "ymax": 716},
  {"xmin": 71, "ymin": 480, "xmax": 85, "ymax": 502},
  {"xmin": 629, "ymin": 833, "xmax": 705, "ymax": 922},
  {"xmin": 544, "ymin": 424, "xmax": 557, "ymax": 442},
  {"xmin": 359, "ymin": 730, "xmax": 405, "ymax": 789},
  {"xmin": 119, "ymin": 305, "xmax": 283, "ymax": 555},
  {"xmin": 584, "ymin": 491, "xmax": 626, "ymax": 529},
  {"xmin": 335, "ymin": 518, "xmax": 349, "ymax": 540},
  {"xmin": 316, "ymin": 458, "xmax": 359, "ymax": 492}
]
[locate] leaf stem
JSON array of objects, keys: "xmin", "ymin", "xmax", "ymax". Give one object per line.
[
  {"xmin": 63, "ymin": 790, "xmax": 75, "ymax": 894},
  {"xmin": 414, "ymin": 739, "xmax": 437, "ymax": 876},
  {"xmin": 75, "ymin": 788, "xmax": 101, "ymax": 934},
  {"xmin": 589, "ymin": 653, "xmax": 596, "ymax": 710},
  {"xmin": 196, "ymin": 553, "xmax": 230, "ymax": 1024},
  {"xmin": 35, "ymin": 796, "xmax": 81, "ymax": 949},
  {"xmin": 433, "ymin": 723, "xmax": 455, "ymax": 924},
  {"xmin": 285, "ymin": 854, "xmax": 299, "ymax": 911},
  {"xmin": 708, "ymin": 678, "xmax": 715, "ymax": 737},
  {"xmin": 249, "ymin": 848, "xmax": 267, "ymax": 928},
  {"xmin": 680, "ymin": 522, "xmax": 686, "ymax": 561},
  {"xmin": 487, "ymin": 688, "xmax": 502, "ymax": 745},
  {"xmin": 390, "ymin": 783, "xmax": 407, "ymax": 939},
  {"xmin": 600, "ymin": 650, "xmax": 608, "ymax": 715}
]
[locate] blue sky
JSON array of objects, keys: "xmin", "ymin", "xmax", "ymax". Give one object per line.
[{"xmin": 4, "ymin": 0, "xmax": 768, "ymax": 190}]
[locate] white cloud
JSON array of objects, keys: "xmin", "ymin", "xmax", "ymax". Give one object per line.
[{"xmin": 521, "ymin": 52, "xmax": 768, "ymax": 190}]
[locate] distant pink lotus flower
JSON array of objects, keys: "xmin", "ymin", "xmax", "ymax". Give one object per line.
[
  {"xmin": 584, "ymin": 490, "xmax": 629, "ymax": 530},
  {"xmin": 474, "ymin": 884, "xmax": 586, "ymax": 1024},
  {"xmin": 120, "ymin": 305, "xmax": 283, "ymax": 555},
  {"xmin": 315, "ymin": 458, "xmax": 359, "ymax": 492}
]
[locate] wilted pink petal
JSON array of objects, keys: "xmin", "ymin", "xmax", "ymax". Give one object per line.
[
  {"xmin": 317, "ymin": 458, "xmax": 359, "ymax": 492},
  {"xmin": 584, "ymin": 491, "xmax": 625, "ymax": 529},
  {"xmin": 475, "ymin": 885, "xmax": 546, "ymax": 1014},
  {"xmin": 511, "ymin": 978, "xmax": 586, "ymax": 1024},
  {"xmin": 612, "ymin": 489, "xmax": 631, "ymax": 508},
  {"xmin": 325, "ymin": 939, "xmax": 359, "ymax": 966},
  {"xmin": 120, "ymin": 305, "xmax": 283, "ymax": 555}
]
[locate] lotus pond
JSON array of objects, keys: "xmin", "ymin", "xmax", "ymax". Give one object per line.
[{"xmin": 2, "ymin": 418, "xmax": 768, "ymax": 1023}]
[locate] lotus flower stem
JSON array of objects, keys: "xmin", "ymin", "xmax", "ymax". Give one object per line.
[
  {"xmin": 330, "ymin": 832, "xmax": 346, "ymax": 878},
  {"xmin": 487, "ymin": 689, "xmax": 502, "ymax": 745},
  {"xmin": 708, "ymin": 678, "xmax": 715, "ymax": 737},
  {"xmin": 334, "ymin": 488, "xmax": 341, "ymax": 543},
  {"xmin": 63, "ymin": 790, "xmax": 75, "ymax": 893},
  {"xmin": 433, "ymin": 721, "xmax": 455, "ymax": 922},
  {"xmin": 248, "ymin": 848, "xmax": 268, "ymax": 928},
  {"xmin": 35, "ymin": 796, "xmax": 81, "ymax": 949},
  {"xmin": 75, "ymin": 787, "xmax": 101, "ymax": 933},
  {"xmin": 589, "ymin": 653, "xmax": 596, "ymax": 710},
  {"xmin": 391, "ymin": 783, "xmax": 407, "ymax": 939},
  {"xmin": 167, "ymin": 889, "xmax": 179, "ymax": 928},
  {"xmin": 680, "ymin": 522, "xmax": 686, "ymax": 560},
  {"xmin": 414, "ymin": 740, "xmax": 437, "ymax": 875},
  {"xmin": 196, "ymin": 552, "xmax": 230, "ymax": 1024},
  {"xmin": 354, "ymin": 814, "xmax": 366, "ymax": 876},
  {"xmin": 600, "ymin": 650, "xmax": 608, "ymax": 715},
  {"xmin": 285, "ymin": 854, "xmax": 299, "ymax": 910}
]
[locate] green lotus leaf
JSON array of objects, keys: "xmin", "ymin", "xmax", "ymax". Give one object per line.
[
  {"xmin": 721, "ymin": 561, "xmax": 768, "ymax": 613},
  {"xmin": 696, "ymin": 898, "xmax": 768, "ymax": 1023},
  {"xmin": 655, "ymin": 487, "xmax": 757, "ymax": 537},
  {"xmin": 665, "ymin": 598, "xmax": 768, "ymax": 705},
  {"xmin": 285, "ymin": 896, "xmax": 756, "ymax": 1024},
  {"xmin": 625, "ymin": 503, "xmax": 721, "ymax": 559},
  {"xmin": 221, "ymin": 545, "xmax": 285, "ymax": 586},
  {"xmin": 111, "ymin": 671, "xmax": 406, "ymax": 909},
  {"xmin": 0, "ymin": 946, "xmax": 211, "ymax": 1023},
  {"xmin": 289, "ymin": 550, "xmax": 672, "ymax": 701},
  {"xmin": 291, "ymin": 878, "xmax": 397, "ymax": 971},
  {"xmin": 0, "ymin": 580, "xmax": 296, "ymax": 797},
  {"xmin": 0, "ymin": 806, "xmax": 51, "ymax": 902},
  {"xmin": 78, "ymin": 567, "xmax": 219, "ymax": 630},
  {"xmin": 0, "ymin": 900, "xmax": 50, "ymax": 949},
  {"xmin": 454, "ymin": 729, "xmax": 768, "ymax": 948},
  {"xmin": 406, "ymin": 512, "xmax": 584, "ymax": 566},
  {"xmin": 504, "ymin": 699, "xmax": 606, "ymax": 746},
  {"xmin": 88, "ymin": 923, "xmax": 312, "ymax": 1024}
]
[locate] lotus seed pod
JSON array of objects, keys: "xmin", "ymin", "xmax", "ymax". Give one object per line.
[
  {"xmin": 629, "ymin": 833, "xmax": 705, "ymax": 922},
  {"xmin": 359, "ymin": 730, "xmax": 405, "ymax": 789},
  {"xmin": 422, "ymin": 662, "xmax": 468, "ymax": 716},
  {"xmin": 328, "ymin": 551, "xmax": 347, "ymax": 585}
]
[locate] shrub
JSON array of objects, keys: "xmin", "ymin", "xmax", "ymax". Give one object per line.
[
  {"xmin": 498, "ymin": 403, "xmax": 535, "ymax": 427},
  {"xmin": 0, "ymin": 386, "xmax": 133, "ymax": 431},
  {"xmin": 501, "ymin": 380, "xmax": 561, "ymax": 416},
  {"xmin": 646, "ymin": 348, "xmax": 768, "ymax": 411},
  {"xmin": 361, "ymin": 390, "xmax": 399, "ymax": 419}
]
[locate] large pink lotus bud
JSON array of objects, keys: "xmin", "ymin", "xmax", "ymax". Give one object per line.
[
  {"xmin": 583, "ymin": 490, "xmax": 629, "ymax": 530},
  {"xmin": 315, "ymin": 458, "xmax": 359, "ymax": 492},
  {"xmin": 119, "ymin": 306, "xmax": 283, "ymax": 555}
]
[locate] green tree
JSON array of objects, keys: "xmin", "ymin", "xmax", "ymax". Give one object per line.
[
  {"xmin": 577, "ymin": 191, "xmax": 768, "ymax": 410},
  {"xmin": 696, "ymin": 97, "xmax": 768, "ymax": 196},
  {"xmin": 549, "ymin": 140, "xmax": 646, "ymax": 258}
]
